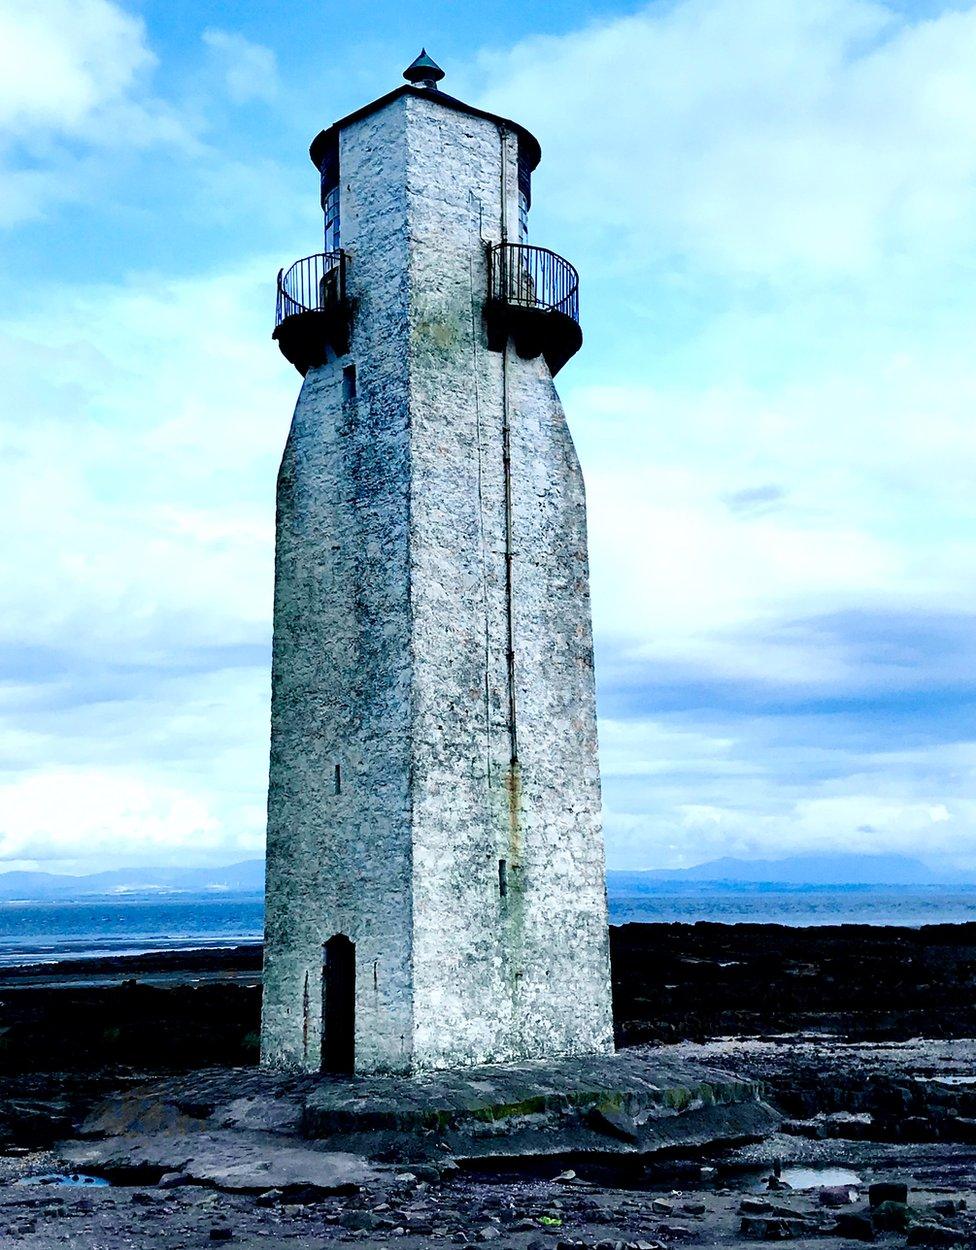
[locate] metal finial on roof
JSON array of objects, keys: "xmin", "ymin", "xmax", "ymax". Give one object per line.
[{"xmin": 403, "ymin": 49, "xmax": 445, "ymax": 89}]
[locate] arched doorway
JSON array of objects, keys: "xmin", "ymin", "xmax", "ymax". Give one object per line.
[{"xmin": 322, "ymin": 934, "xmax": 355, "ymax": 1074}]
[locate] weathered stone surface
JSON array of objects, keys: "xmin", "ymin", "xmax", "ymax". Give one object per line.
[
  {"xmin": 63, "ymin": 1131, "xmax": 377, "ymax": 1195},
  {"xmin": 64, "ymin": 1050, "xmax": 778, "ymax": 1167},
  {"xmin": 262, "ymin": 85, "xmax": 612, "ymax": 1075},
  {"xmin": 299, "ymin": 1050, "xmax": 777, "ymax": 1160},
  {"xmin": 588, "ymin": 1105, "xmax": 640, "ymax": 1143}
]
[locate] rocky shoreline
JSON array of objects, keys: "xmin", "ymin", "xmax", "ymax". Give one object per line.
[{"xmin": 0, "ymin": 923, "xmax": 974, "ymax": 1248}]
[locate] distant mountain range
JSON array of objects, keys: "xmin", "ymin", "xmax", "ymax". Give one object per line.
[
  {"xmin": 0, "ymin": 860, "xmax": 265, "ymax": 900},
  {"xmin": 0, "ymin": 853, "xmax": 971, "ymax": 902},
  {"xmin": 611, "ymin": 853, "xmax": 976, "ymax": 888}
]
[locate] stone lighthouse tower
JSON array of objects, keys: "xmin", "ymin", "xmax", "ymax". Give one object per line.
[{"xmin": 261, "ymin": 53, "xmax": 614, "ymax": 1075}]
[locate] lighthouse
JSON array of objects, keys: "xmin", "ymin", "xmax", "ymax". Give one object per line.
[{"xmin": 261, "ymin": 53, "xmax": 614, "ymax": 1075}]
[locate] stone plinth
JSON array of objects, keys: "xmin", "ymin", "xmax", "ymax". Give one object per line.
[{"xmin": 67, "ymin": 1049, "xmax": 779, "ymax": 1174}]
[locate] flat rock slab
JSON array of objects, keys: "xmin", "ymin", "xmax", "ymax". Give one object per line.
[
  {"xmin": 63, "ymin": 1130, "xmax": 377, "ymax": 1194},
  {"xmin": 303, "ymin": 1048, "xmax": 766, "ymax": 1134},
  {"xmin": 69, "ymin": 1049, "xmax": 778, "ymax": 1169}
]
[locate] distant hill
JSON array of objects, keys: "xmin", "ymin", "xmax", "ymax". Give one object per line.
[
  {"xmin": 0, "ymin": 860, "xmax": 265, "ymax": 901},
  {"xmin": 610, "ymin": 853, "xmax": 972, "ymax": 887},
  {"xmin": 0, "ymin": 852, "xmax": 971, "ymax": 904}
]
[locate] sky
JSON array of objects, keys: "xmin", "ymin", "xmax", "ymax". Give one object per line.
[{"xmin": 2, "ymin": 0, "xmax": 976, "ymax": 875}]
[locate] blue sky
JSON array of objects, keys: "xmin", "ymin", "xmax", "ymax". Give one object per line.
[{"xmin": 3, "ymin": 0, "xmax": 976, "ymax": 873}]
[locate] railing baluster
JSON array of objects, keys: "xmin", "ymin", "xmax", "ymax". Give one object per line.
[
  {"xmin": 276, "ymin": 251, "xmax": 346, "ymax": 329},
  {"xmin": 486, "ymin": 243, "xmax": 579, "ymax": 325}
]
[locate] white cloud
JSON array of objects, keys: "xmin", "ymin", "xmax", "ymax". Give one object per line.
[
  {"xmin": 477, "ymin": 0, "xmax": 976, "ymax": 278},
  {"xmin": 0, "ymin": 768, "xmax": 248, "ymax": 866},
  {"xmin": 0, "ymin": 258, "xmax": 296, "ymax": 869},
  {"xmin": 202, "ymin": 29, "xmax": 279, "ymax": 105},
  {"xmin": 0, "ymin": 0, "xmax": 194, "ymax": 226},
  {"xmin": 0, "ymin": 0, "xmax": 152, "ymax": 136},
  {"xmin": 600, "ymin": 716, "xmax": 976, "ymax": 871}
]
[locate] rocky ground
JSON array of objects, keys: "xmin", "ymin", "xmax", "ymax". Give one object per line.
[{"xmin": 0, "ymin": 925, "xmax": 974, "ymax": 1247}]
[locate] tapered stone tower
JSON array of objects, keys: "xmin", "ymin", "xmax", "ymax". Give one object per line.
[{"xmin": 261, "ymin": 53, "xmax": 614, "ymax": 1075}]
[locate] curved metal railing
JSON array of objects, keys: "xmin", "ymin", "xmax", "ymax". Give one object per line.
[
  {"xmin": 488, "ymin": 243, "xmax": 579, "ymax": 323},
  {"xmin": 275, "ymin": 251, "xmax": 346, "ymax": 328}
]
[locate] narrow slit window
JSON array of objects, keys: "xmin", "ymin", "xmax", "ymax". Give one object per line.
[
  {"xmin": 342, "ymin": 364, "xmax": 357, "ymax": 401},
  {"xmin": 498, "ymin": 858, "xmax": 508, "ymax": 897},
  {"xmin": 334, "ymin": 764, "xmax": 341, "ymax": 795}
]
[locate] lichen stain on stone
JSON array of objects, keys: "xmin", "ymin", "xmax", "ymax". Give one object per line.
[{"xmin": 414, "ymin": 316, "xmax": 463, "ymax": 355}]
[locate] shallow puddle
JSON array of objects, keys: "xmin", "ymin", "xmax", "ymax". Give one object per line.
[
  {"xmin": 17, "ymin": 1172, "xmax": 110, "ymax": 1188},
  {"xmin": 778, "ymin": 1167, "xmax": 861, "ymax": 1190}
]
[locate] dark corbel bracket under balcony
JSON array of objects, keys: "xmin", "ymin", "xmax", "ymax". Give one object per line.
[
  {"xmin": 274, "ymin": 252, "xmax": 351, "ymax": 376},
  {"xmin": 485, "ymin": 243, "xmax": 582, "ymax": 377}
]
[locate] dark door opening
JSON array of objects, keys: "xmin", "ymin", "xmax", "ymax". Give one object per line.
[{"xmin": 322, "ymin": 933, "xmax": 355, "ymax": 1074}]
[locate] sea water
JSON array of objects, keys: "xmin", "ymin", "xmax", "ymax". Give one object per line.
[{"xmin": 1, "ymin": 884, "xmax": 975, "ymax": 968}]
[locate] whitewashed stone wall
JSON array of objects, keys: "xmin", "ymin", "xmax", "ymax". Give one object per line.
[{"xmin": 262, "ymin": 88, "xmax": 613, "ymax": 1074}]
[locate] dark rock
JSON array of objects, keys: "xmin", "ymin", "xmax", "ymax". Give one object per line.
[
  {"xmin": 834, "ymin": 1212, "xmax": 875, "ymax": 1241},
  {"xmin": 906, "ymin": 1224, "xmax": 963, "ymax": 1247},
  {"xmin": 819, "ymin": 1186, "xmax": 860, "ymax": 1207},
  {"xmin": 781, "ymin": 1119, "xmax": 824, "ymax": 1139},
  {"xmin": 587, "ymin": 1105, "xmax": 640, "ymax": 1143},
  {"xmin": 872, "ymin": 1201, "xmax": 910, "ymax": 1232},
  {"xmin": 157, "ymin": 1172, "xmax": 191, "ymax": 1189},
  {"xmin": 339, "ymin": 1211, "xmax": 380, "ymax": 1231},
  {"xmin": 210, "ymin": 1230, "xmax": 233, "ymax": 1243},
  {"xmin": 681, "ymin": 1202, "xmax": 706, "ymax": 1215},
  {"xmin": 740, "ymin": 1199, "xmax": 773, "ymax": 1215},
  {"xmin": 869, "ymin": 1183, "xmax": 908, "ymax": 1208},
  {"xmin": 741, "ymin": 1216, "xmax": 816, "ymax": 1239},
  {"xmin": 902, "ymin": 1117, "xmax": 935, "ymax": 1141},
  {"xmin": 933, "ymin": 1201, "xmax": 966, "ymax": 1217}
]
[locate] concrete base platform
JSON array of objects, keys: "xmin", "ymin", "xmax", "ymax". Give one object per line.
[{"xmin": 65, "ymin": 1049, "xmax": 779, "ymax": 1178}]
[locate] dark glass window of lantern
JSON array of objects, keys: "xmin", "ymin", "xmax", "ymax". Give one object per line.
[{"xmin": 324, "ymin": 185, "xmax": 340, "ymax": 252}]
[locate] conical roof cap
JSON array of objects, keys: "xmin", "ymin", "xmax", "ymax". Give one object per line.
[{"xmin": 403, "ymin": 49, "xmax": 445, "ymax": 86}]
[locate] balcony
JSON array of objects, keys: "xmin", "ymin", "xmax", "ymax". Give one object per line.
[
  {"xmin": 273, "ymin": 252, "xmax": 350, "ymax": 375},
  {"xmin": 485, "ymin": 244, "xmax": 582, "ymax": 376}
]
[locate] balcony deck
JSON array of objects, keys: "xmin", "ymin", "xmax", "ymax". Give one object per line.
[
  {"xmin": 485, "ymin": 243, "xmax": 582, "ymax": 376},
  {"xmin": 273, "ymin": 252, "xmax": 350, "ymax": 375}
]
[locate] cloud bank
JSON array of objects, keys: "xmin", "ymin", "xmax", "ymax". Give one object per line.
[{"xmin": 3, "ymin": 0, "xmax": 976, "ymax": 872}]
